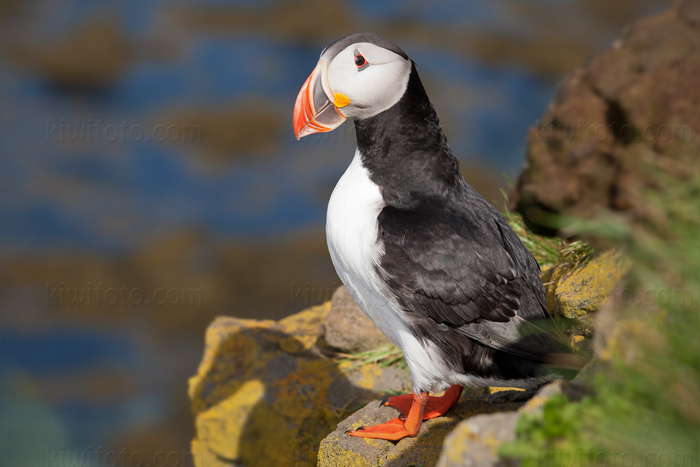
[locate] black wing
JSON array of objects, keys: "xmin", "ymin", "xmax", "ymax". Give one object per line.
[{"xmin": 375, "ymin": 179, "xmax": 560, "ymax": 364}]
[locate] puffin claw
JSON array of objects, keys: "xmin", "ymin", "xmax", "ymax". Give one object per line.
[{"xmin": 347, "ymin": 417, "xmax": 415, "ymax": 440}]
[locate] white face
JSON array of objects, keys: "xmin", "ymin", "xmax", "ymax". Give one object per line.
[{"xmin": 323, "ymin": 42, "xmax": 411, "ymax": 120}]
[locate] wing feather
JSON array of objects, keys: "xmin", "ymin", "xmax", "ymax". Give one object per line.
[{"xmin": 376, "ymin": 180, "xmax": 557, "ymax": 361}]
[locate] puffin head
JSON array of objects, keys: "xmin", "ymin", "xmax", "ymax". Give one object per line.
[{"xmin": 293, "ymin": 33, "xmax": 411, "ymax": 139}]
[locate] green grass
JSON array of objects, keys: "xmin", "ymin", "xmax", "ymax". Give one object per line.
[
  {"xmin": 501, "ymin": 194, "xmax": 561, "ymax": 268},
  {"xmin": 500, "ymin": 176, "xmax": 700, "ymax": 466},
  {"xmin": 337, "ymin": 342, "xmax": 408, "ymax": 372},
  {"xmin": 557, "ymin": 240, "xmax": 595, "ymax": 265},
  {"xmin": 500, "ymin": 190, "xmax": 595, "ymax": 270},
  {"xmin": 333, "ymin": 343, "xmax": 409, "ymax": 414}
]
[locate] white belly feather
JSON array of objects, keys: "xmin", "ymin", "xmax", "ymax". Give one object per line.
[
  {"xmin": 326, "ymin": 150, "xmax": 460, "ymax": 392},
  {"xmin": 326, "ymin": 150, "xmax": 403, "ymax": 345}
]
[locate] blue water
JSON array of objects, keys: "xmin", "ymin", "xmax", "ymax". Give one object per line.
[{"xmin": 0, "ymin": 2, "xmax": 563, "ymax": 256}]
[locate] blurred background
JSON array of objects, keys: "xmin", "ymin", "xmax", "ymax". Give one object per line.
[{"xmin": 0, "ymin": 0, "xmax": 669, "ymax": 465}]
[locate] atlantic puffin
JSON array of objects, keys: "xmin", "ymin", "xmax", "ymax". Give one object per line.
[{"xmin": 293, "ymin": 33, "xmax": 572, "ymax": 441}]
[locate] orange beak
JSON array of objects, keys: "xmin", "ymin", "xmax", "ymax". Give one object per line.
[{"xmin": 293, "ymin": 59, "xmax": 348, "ymax": 140}]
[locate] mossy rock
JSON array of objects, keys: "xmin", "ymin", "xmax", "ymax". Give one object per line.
[
  {"xmin": 437, "ymin": 412, "xmax": 520, "ymax": 467},
  {"xmin": 188, "ymin": 302, "xmax": 410, "ymax": 467},
  {"xmin": 438, "ymin": 382, "xmax": 564, "ymax": 467},
  {"xmin": 319, "ymin": 389, "xmax": 531, "ymax": 467},
  {"xmin": 547, "ymin": 249, "xmax": 630, "ymax": 320}
]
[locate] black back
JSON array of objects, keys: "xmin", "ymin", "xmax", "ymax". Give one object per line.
[{"xmin": 355, "ymin": 62, "xmax": 459, "ymax": 208}]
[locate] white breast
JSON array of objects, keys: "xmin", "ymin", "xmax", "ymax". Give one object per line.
[
  {"xmin": 326, "ymin": 150, "xmax": 461, "ymax": 393},
  {"xmin": 326, "ymin": 150, "xmax": 405, "ymax": 345}
]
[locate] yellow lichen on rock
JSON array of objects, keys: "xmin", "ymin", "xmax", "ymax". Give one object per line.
[
  {"xmin": 189, "ymin": 301, "xmax": 410, "ymax": 467},
  {"xmin": 437, "ymin": 382, "xmax": 563, "ymax": 466},
  {"xmin": 278, "ymin": 304, "xmax": 330, "ymax": 350},
  {"xmin": 193, "ymin": 379, "xmax": 265, "ymax": 461},
  {"xmin": 547, "ymin": 249, "xmax": 630, "ymax": 319},
  {"xmin": 187, "ymin": 316, "xmax": 271, "ymax": 405},
  {"xmin": 188, "ymin": 304, "xmax": 333, "ymax": 466},
  {"xmin": 488, "ymin": 386, "xmax": 525, "ymax": 394},
  {"xmin": 437, "ymin": 412, "xmax": 519, "ymax": 467}
]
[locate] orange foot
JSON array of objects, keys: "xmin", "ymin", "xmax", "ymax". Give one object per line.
[
  {"xmin": 348, "ymin": 387, "xmax": 464, "ymax": 441},
  {"xmin": 384, "ymin": 384, "xmax": 463, "ymax": 420},
  {"xmin": 346, "ymin": 417, "xmax": 414, "ymax": 440},
  {"xmin": 348, "ymin": 392, "xmax": 429, "ymax": 441}
]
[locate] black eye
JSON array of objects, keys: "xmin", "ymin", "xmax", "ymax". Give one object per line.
[{"xmin": 354, "ymin": 49, "xmax": 368, "ymax": 70}]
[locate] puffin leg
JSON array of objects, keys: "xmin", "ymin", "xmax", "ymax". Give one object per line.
[
  {"xmin": 384, "ymin": 384, "xmax": 463, "ymax": 420},
  {"xmin": 347, "ymin": 392, "xmax": 428, "ymax": 440}
]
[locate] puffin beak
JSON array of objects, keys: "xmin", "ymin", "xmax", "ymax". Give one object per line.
[{"xmin": 293, "ymin": 59, "xmax": 348, "ymax": 140}]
